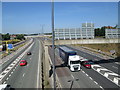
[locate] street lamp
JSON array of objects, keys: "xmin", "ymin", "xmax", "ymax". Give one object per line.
[{"xmin": 51, "ymin": 0, "xmax": 56, "ymax": 90}]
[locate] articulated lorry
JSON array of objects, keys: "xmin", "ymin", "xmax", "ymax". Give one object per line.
[{"xmin": 59, "ymin": 46, "xmax": 81, "ymax": 71}]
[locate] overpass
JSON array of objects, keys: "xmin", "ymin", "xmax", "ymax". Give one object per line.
[
  {"xmin": 24, "ymin": 35, "xmax": 52, "ymax": 39},
  {"xmin": 44, "ymin": 38, "xmax": 120, "ymax": 45}
]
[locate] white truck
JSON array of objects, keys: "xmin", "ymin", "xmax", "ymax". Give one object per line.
[
  {"xmin": 59, "ymin": 46, "xmax": 81, "ymax": 71},
  {"xmin": 0, "ymin": 84, "xmax": 11, "ymax": 90}
]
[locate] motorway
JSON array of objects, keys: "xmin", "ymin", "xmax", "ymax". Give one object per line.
[
  {"xmin": 49, "ymin": 47, "xmax": 102, "ymax": 89},
  {"xmin": 1, "ymin": 37, "xmax": 119, "ymax": 89},
  {"xmin": 67, "ymin": 45, "xmax": 119, "ymax": 74},
  {"xmin": 66, "ymin": 45, "xmax": 120, "ymax": 88},
  {"xmin": 3, "ymin": 38, "xmax": 42, "ymax": 88},
  {"xmin": 48, "ymin": 45, "xmax": 119, "ymax": 89}
]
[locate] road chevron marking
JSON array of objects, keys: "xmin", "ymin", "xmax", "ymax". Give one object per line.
[{"xmin": 92, "ymin": 64, "xmax": 120, "ymax": 87}]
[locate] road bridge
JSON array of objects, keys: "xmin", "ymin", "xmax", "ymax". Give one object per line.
[{"xmin": 44, "ymin": 38, "xmax": 120, "ymax": 45}]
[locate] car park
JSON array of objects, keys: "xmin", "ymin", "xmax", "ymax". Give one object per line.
[{"xmin": 19, "ymin": 60, "xmax": 27, "ymax": 66}]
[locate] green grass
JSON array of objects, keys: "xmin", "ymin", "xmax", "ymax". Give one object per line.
[
  {"xmin": 73, "ymin": 43, "xmax": 120, "ymax": 57},
  {"xmin": 1, "ymin": 42, "xmax": 26, "ymax": 58}
]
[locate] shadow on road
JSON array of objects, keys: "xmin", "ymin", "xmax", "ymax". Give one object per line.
[{"xmin": 93, "ymin": 57, "xmax": 120, "ymax": 64}]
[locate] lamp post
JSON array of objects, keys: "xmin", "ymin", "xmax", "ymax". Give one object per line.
[{"xmin": 51, "ymin": 0, "xmax": 56, "ymax": 90}]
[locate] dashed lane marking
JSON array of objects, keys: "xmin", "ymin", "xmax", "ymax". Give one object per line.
[
  {"xmin": 6, "ymin": 78, "xmax": 9, "ymax": 80},
  {"xmin": 89, "ymin": 77, "xmax": 93, "ymax": 80},
  {"xmin": 9, "ymin": 74, "xmax": 11, "ymax": 77},
  {"xmin": 23, "ymin": 73, "xmax": 25, "ymax": 77},
  {"xmin": 86, "ymin": 74, "xmax": 88, "ymax": 77},
  {"xmin": 3, "ymin": 81, "xmax": 6, "ymax": 84},
  {"xmin": 94, "ymin": 81, "xmax": 98, "ymax": 85}
]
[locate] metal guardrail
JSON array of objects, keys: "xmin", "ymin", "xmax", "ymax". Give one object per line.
[{"xmin": 0, "ymin": 40, "xmax": 34, "ymax": 84}]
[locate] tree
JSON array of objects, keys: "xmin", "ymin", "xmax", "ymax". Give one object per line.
[
  {"xmin": 2, "ymin": 33, "xmax": 10, "ymax": 40},
  {"xmin": 15, "ymin": 34, "xmax": 25, "ymax": 40}
]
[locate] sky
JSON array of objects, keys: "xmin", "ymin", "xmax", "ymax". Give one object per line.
[{"xmin": 1, "ymin": 2, "xmax": 118, "ymax": 34}]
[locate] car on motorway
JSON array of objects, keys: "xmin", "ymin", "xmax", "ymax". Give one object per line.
[
  {"xmin": 81, "ymin": 60, "xmax": 94, "ymax": 69},
  {"xmin": 27, "ymin": 52, "xmax": 31, "ymax": 55},
  {"xmin": 19, "ymin": 60, "xmax": 27, "ymax": 66},
  {"xmin": 81, "ymin": 61, "xmax": 91, "ymax": 68}
]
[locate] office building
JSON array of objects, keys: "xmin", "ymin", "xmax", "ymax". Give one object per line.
[
  {"xmin": 105, "ymin": 28, "xmax": 119, "ymax": 38},
  {"xmin": 55, "ymin": 23, "xmax": 94, "ymax": 40}
]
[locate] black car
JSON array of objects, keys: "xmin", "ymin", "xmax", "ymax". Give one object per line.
[{"xmin": 27, "ymin": 52, "xmax": 31, "ymax": 55}]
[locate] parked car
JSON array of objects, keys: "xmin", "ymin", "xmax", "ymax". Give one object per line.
[{"xmin": 19, "ymin": 60, "xmax": 27, "ymax": 66}]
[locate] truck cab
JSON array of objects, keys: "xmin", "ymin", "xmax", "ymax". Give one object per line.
[
  {"xmin": 68, "ymin": 55, "xmax": 81, "ymax": 71},
  {"xmin": 0, "ymin": 84, "xmax": 11, "ymax": 90}
]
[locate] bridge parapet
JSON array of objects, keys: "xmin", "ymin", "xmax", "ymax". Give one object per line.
[{"xmin": 44, "ymin": 38, "xmax": 120, "ymax": 45}]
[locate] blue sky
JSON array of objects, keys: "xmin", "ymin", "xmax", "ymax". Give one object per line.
[{"xmin": 2, "ymin": 2, "xmax": 118, "ymax": 34}]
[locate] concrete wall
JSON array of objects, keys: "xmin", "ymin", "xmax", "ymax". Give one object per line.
[{"xmin": 45, "ymin": 38, "xmax": 120, "ymax": 45}]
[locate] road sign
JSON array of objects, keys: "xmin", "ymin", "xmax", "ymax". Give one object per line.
[{"xmin": 7, "ymin": 44, "xmax": 13, "ymax": 49}]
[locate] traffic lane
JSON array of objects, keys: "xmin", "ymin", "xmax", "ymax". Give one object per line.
[
  {"xmin": 77, "ymin": 49, "xmax": 119, "ymax": 74},
  {"xmin": 6, "ymin": 40, "xmax": 40, "ymax": 88},
  {"xmin": 1, "ymin": 42, "xmax": 32, "ymax": 72},
  {"xmin": 81, "ymin": 66, "xmax": 119, "ymax": 88},
  {"xmin": 67, "ymin": 46, "xmax": 119, "ymax": 74},
  {"xmin": 49, "ymin": 47, "xmax": 102, "ymax": 88},
  {"xmin": 49, "ymin": 46, "xmax": 72, "ymax": 88},
  {"xmin": 71, "ymin": 71, "xmax": 101, "ymax": 88}
]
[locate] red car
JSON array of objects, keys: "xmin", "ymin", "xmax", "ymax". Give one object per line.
[
  {"xmin": 19, "ymin": 60, "xmax": 27, "ymax": 66},
  {"xmin": 82, "ymin": 61, "xmax": 91, "ymax": 69}
]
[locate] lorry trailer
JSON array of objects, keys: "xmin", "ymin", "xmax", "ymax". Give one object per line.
[{"xmin": 59, "ymin": 46, "xmax": 81, "ymax": 71}]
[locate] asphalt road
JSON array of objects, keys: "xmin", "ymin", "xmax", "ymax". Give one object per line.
[
  {"xmin": 1, "ymin": 43, "xmax": 31, "ymax": 72},
  {"xmin": 65, "ymin": 45, "xmax": 120, "ymax": 88},
  {"xmin": 67, "ymin": 45, "xmax": 119, "ymax": 75},
  {"xmin": 49, "ymin": 46, "xmax": 102, "ymax": 89},
  {"xmin": 5, "ymin": 38, "xmax": 42, "ymax": 88}
]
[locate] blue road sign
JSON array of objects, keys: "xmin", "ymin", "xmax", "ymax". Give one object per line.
[{"xmin": 7, "ymin": 44, "xmax": 13, "ymax": 49}]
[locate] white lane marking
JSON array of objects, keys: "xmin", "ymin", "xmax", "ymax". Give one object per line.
[
  {"xmin": 37, "ymin": 41, "xmax": 41, "ymax": 88},
  {"xmin": 6, "ymin": 78, "xmax": 9, "ymax": 80},
  {"xmin": 89, "ymin": 77, "xmax": 93, "ymax": 80},
  {"xmin": 92, "ymin": 65, "xmax": 120, "ymax": 87},
  {"xmin": 115, "ymin": 62, "xmax": 120, "ymax": 65},
  {"xmin": 9, "ymin": 74, "xmax": 11, "ymax": 77},
  {"xmin": 23, "ymin": 73, "xmax": 25, "ymax": 77},
  {"xmin": 99, "ymin": 86, "xmax": 104, "ymax": 90},
  {"xmin": 94, "ymin": 81, "xmax": 98, "ymax": 85},
  {"xmin": 86, "ymin": 74, "xmax": 88, "ymax": 77},
  {"xmin": 11, "ymin": 72, "xmax": 13, "ymax": 74},
  {"xmin": 71, "ymin": 74, "xmax": 75, "ymax": 80},
  {"xmin": 3, "ymin": 81, "xmax": 6, "ymax": 84},
  {"xmin": 112, "ymin": 66, "xmax": 118, "ymax": 70},
  {"xmin": 82, "ymin": 70, "xmax": 85, "ymax": 73},
  {"xmin": 104, "ymin": 72, "xmax": 119, "ymax": 77},
  {"xmin": 13, "ymin": 69, "xmax": 15, "ymax": 72},
  {"xmin": 113, "ymin": 77, "xmax": 120, "ymax": 85}
]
